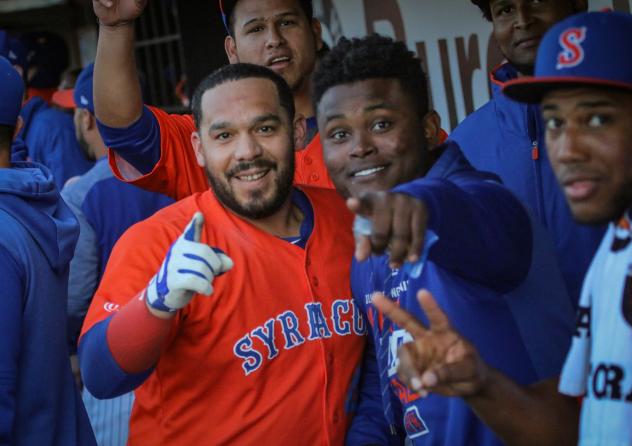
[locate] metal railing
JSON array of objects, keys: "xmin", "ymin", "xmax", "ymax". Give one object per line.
[{"xmin": 134, "ymin": 0, "xmax": 188, "ymax": 113}]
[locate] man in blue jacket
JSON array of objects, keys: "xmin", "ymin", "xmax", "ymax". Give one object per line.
[
  {"xmin": 313, "ymin": 35, "xmax": 578, "ymax": 445},
  {"xmin": 59, "ymin": 63, "xmax": 173, "ymax": 446},
  {"xmin": 378, "ymin": 11, "xmax": 632, "ymax": 446},
  {"xmin": 450, "ymin": 0, "xmax": 603, "ymax": 305},
  {"xmin": 16, "ymin": 33, "xmax": 94, "ymax": 189},
  {"xmin": 0, "ymin": 56, "xmax": 96, "ymax": 445}
]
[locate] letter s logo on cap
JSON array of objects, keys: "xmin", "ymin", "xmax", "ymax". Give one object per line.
[{"xmin": 557, "ymin": 27, "xmax": 587, "ymax": 70}]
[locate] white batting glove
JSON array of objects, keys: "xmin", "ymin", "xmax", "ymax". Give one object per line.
[{"xmin": 145, "ymin": 212, "xmax": 233, "ymax": 313}]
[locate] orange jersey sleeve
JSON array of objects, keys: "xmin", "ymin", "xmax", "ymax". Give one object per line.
[{"xmin": 108, "ymin": 107, "xmax": 208, "ymax": 201}]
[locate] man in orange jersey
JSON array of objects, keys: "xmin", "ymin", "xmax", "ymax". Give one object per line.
[
  {"xmin": 91, "ymin": 0, "xmax": 338, "ymax": 197},
  {"xmin": 78, "ymin": 63, "xmax": 366, "ymax": 445}
]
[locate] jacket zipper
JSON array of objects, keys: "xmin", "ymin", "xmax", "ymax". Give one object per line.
[{"xmin": 528, "ymin": 105, "xmax": 547, "ymax": 227}]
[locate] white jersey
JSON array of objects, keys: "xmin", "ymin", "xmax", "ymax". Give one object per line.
[{"xmin": 559, "ymin": 212, "xmax": 632, "ymax": 446}]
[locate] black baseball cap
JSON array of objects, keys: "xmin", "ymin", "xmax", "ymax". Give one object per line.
[{"xmin": 219, "ymin": 0, "xmax": 313, "ymax": 35}]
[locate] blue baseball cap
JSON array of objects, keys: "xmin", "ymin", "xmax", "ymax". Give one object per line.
[
  {"xmin": 219, "ymin": 0, "xmax": 314, "ymax": 35},
  {"xmin": 503, "ymin": 11, "xmax": 632, "ymax": 103},
  {"xmin": 52, "ymin": 63, "xmax": 94, "ymax": 113},
  {"xmin": 219, "ymin": 0, "xmax": 236, "ymax": 34},
  {"xmin": 0, "ymin": 56, "xmax": 25, "ymax": 126},
  {"xmin": 23, "ymin": 31, "xmax": 69, "ymax": 89},
  {"xmin": 0, "ymin": 30, "xmax": 7, "ymax": 58},
  {"xmin": 8, "ymin": 37, "xmax": 28, "ymax": 71}
]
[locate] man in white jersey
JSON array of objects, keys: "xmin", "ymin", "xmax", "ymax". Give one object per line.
[
  {"xmin": 503, "ymin": 11, "xmax": 632, "ymax": 445},
  {"xmin": 371, "ymin": 10, "xmax": 632, "ymax": 446}
]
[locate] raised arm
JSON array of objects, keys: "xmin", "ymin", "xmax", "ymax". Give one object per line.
[
  {"xmin": 92, "ymin": 0, "xmax": 147, "ymax": 127},
  {"xmin": 79, "ymin": 213, "xmax": 233, "ymax": 398},
  {"xmin": 348, "ymin": 175, "xmax": 531, "ymax": 293}
]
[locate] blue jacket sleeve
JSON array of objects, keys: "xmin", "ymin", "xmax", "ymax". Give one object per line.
[
  {"xmin": 0, "ymin": 246, "xmax": 24, "ymax": 445},
  {"xmin": 96, "ymin": 106, "xmax": 161, "ymax": 175},
  {"xmin": 78, "ymin": 317, "xmax": 153, "ymax": 399},
  {"xmin": 61, "ymin": 185, "xmax": 100, "ymax": 353},
  {"xmin": 392, "ymin": 176, "xmax": 532, "ymax": 293}
]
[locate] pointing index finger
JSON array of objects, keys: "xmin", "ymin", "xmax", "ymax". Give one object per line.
[
  {"xmin": 183, "ymin": 212, "xmax": 204, "ymax": 243},
  {"xmin": 347, "ymin": 194, "xmax": 376, "ymax": 218},
  {"xmin": 372, "ymin": 292, "xmax": 427, "ymax": 339}
]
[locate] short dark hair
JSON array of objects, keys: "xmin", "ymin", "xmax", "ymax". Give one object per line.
[
  {"xmin": 192, "ymin": 63, "xmax": 295, "ymax": 129},
  {"xmin": 312, "ymin": 34, "xmax": 430, "ymax": 120},
  {"xmin": 227, "ymin": 0, "xmax": 313, "ymax": 35},
  {"xmin": 471, "ymin": 0, "xmax": 492, "ymax": 21},
  {"xmin": 0, "ymin": 124, "xmax": 14, "ymax": 153}
]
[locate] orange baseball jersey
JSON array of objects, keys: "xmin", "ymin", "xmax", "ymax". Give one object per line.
[
  {"xmin": 108, "ymin": 107, "xmax": 335, "ymax": 201},
  {"xmin": 80, "ymin": 186, "xmax": 365, "ymax": 445}
]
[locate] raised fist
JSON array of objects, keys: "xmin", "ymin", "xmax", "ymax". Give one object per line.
[{"xmin": 93, "ymin": 0, "xmax": 148, "ymax": 27}]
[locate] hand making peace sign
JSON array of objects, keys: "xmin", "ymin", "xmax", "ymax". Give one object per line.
[{"xmin": 372, "ymin": 289, "xmax": 490, "ymax": 398}]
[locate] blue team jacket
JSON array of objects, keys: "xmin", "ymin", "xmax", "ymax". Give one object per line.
[
  {"xmin": 346, "ymin": 142, "xmax": 575, "ymax": 446},
  {"xmin": 20, "ymin": 101, "xmax": 94, "ymax": 189},
  {"xmin": 450, "ymin": 63, "xmax": 605, "ymax": 305},
  {"xmin": 0, "ymin": 162, "xmax": 96, "ymax": 445},
  {"xmin": 62, "ymin": 157, "xmax": 173, "ymax": 351}
]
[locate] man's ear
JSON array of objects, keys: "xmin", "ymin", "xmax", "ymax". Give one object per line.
[
  {"xmin": 13, "ymin": 116, "xmax": 24, "ymax": 140},
  {"xmin": 311, "ymin": 18, "xmax": 324, "ymax": 52},
  {"xmin": 293, "ymin": 114, "xmax": 307, "ymax": 150},
  {"xmin": 225, "ymin": 36, "xmax": 239, "ymax": 64},
  {"xmin": 423, "ymin": 110, "xmax": 443, "ymax": 150},
  {"xmin": 87, "ymin": 112, "xmax": 98, "ymax": 131},
  {"xmin": 191, "ymin": 131, "xmax": 206, "ymax": 168},
  {"xmin": 79, "ymin": 109, "xmax": 92, "ymax": 133}
]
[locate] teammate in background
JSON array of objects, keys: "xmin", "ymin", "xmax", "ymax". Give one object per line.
[
  {"xmin": 5, "ymin": 35, "xmax": 28, "ymax": 79},
  {"xmin": 21, "ymin": 31, "xmax": 70, "ymax": 104},
  {"xmin": 91, "ymin": 0, "xmax": 336, "ymax": 196},
  {"xmin": 78, "ymin": 63, "xmax": 366, "ymax": 445},
  {"xmin": 59, "ymin": 63, "xmax": 173, "ymax": 446},
  {"xmin": 450, "ymin": 0, "xmax": 603, "ymax": 305},
  {"xmin": 0, "ymin": 32, "xmax": 29, "ymax": 163},
  {"xmin": 0, "ymin": 56, "xmax": 96, "ymax": 446},
  {"xmin": 0, "ymin": 31, "xmax": 27, "ymax": 79},
  {"xmin": 18, "ymin": 58, "xmax": 95, "ymax": 189},
  {"xmin": 313, "ymin": 34, "xmax": 577, "ymax": 445},
  {"xmin": 378, "ymin": 11, "xmax": 632, "ymax": 446},
  {"xmin": 505, "ymin": 10, "xmax": 632, "ymax": 444}
]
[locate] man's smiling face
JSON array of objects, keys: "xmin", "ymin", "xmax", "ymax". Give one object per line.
[{"xmin": 318, "ymin": 78, "xmax": 428, "ymax": 198}]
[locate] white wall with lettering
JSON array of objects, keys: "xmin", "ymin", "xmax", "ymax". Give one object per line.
[{"xmin": 314, "ymin": 0, "xmax": 630, "ymax": 131}]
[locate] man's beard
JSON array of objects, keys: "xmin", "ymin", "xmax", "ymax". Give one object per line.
[{"xmin": 206, "ymin": 150, "xmax": 295, "ymax": 220}]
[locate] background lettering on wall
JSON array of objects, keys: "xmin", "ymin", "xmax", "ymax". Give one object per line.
[{"xmin": 315, "ymin": 0, "xmax": 631, "ymax": 131}]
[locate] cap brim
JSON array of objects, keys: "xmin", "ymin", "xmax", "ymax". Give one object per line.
[
  {"xmin": 51, "ymin": 89, "xmax": 75, "ymax": 109},
  {"xmin": 219, "ymin": 0, "xmax": 237, "ymax": 34},
  {"xmin": 503, "ymin": 76, "xmax": 632, "ymax": 104}
]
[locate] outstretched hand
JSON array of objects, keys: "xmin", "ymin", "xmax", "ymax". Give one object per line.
[
  {"xmin": 348, "ymin": 191, "xmax": 428, "ymax": 268},
  {"xmin": 93, "ymin": 0, "xmax": 147, "ymax": 27},
  {"xmin": 372, "ymin": 289, "xmax": 489, "ymax": 398},
  {"xmin": 145, "ymin": 212, "xmax": 234, "ymax": 317}
]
